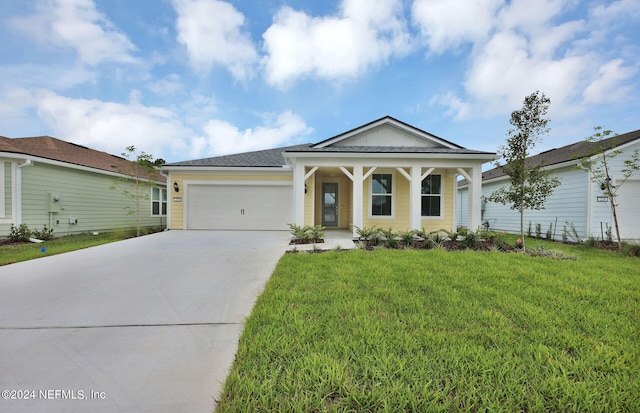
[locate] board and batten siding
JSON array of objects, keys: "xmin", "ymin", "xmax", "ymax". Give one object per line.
[
  {"xmin": 1, "ymin": 162, "xmax": 165, "ymax": 237},
  {"xmin": 458, "ymin": 166, "xmax": 590, "ymax": 240}
]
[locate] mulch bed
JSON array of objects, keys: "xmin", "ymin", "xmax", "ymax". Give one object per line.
[{"xmin": 289, "ymin": 238, "xmax": 325, "ymax": 245}]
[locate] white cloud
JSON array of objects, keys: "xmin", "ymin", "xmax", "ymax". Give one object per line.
[
  {"xmin": 8, "ymin": 0, "xmax": 136, "ymax": 65},
  {"xmin": 148, "ymin": 74, "xmax": 184, "ymax": 95},
  {"xmin": 411, "ymin": 0, "xmax": 503, "ymax": 53},
  {"xmin": 462, "ymin": 31, "xmax": 587, "ymax": 117},
  {"xmin": 173, "ymin": 0, "xmax": 258, "ymax": 80},
  {"xmin": 263, "ymin": 0, "xmax": 411, "ymax": 88},
  {"xmin": 583, "ymin": 59, "xmax": 636, "ymax": 103},
  {"xmin": 32, "ymin": 90, "xmax": 189, "ymax": 159},
  {"xmin": 422, "ymin": 0, "xmax": 638, "ymax": 120},
  {"xmin": 591, "ymin": 0, "xmax": 640, "ymax": 21},
  {"xmin": 199, "ymin": 111, "xmax": 314, "ymax": 156}
]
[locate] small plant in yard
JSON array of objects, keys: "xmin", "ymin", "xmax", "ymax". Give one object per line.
[
  {"xmin": 566, "ymin": 221, "xmax": 582, "ymax": 243},
  {"xmin": 622, "ymin": 242, "xmax": 640, "ymax": 257},
  {"xmin": 8, "ymin": 224, "xmax": 31, "ymax": 242},
  {"xmin": 584, "ymin": 237, "xmax": 601, "ymax": 249},
  {"xmin": 545, "ymin": 222, "xmax": 553, "ymax": 240},
  {"xmin": 288, "ymin": 224, "xmax": 325, "ymax": 243},
  {"xmin": 605, "ymin": 224, "xmax": 614, "ymax": 243},
  {"xmin": 398, "ymin": 230, "xmax": 415, "ymax": 248},
  {"xmin": 31, "ymin": 224, "xmax": 54, "ymax": 240},
  {"xmin": 524, "ymin": 247, "xmax": 576, "ymax": 260},
  {"xmin": 367, "ymin": 228, "xmax": 384, "ymax": 246},
  {"xmin": 381, "ymin": 227, "xmax": 399, "ymax": 249},
  {"xmin": 535, "ymin": 222, "xmax": 542, "ymax": 238},
  {"xmin": 308, "ymin": 225, "xmax": 325, "ymax": 241},
  {"xmin": 527, "ymin": 221, "xmax": 532, "ymax": 237},
  {"xmin": 487, "ymin": 231, "xmax": 509, "ymax": 251},
  {"xmin": 353, "ymin": 225, "xmax": 378, "ymax": 241},
  {"xmin": 460, "ymin": 229, "xmax": 480, "ymax": 249}
]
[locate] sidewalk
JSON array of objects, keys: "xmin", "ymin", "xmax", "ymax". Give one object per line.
[{"xmin": 286, "ymin": 229, "xmax": 356, "ymax": 252}]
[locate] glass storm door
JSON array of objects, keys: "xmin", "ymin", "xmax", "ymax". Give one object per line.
[{"xmin": 322, "ymin": 183, "xmax": 338, "ymax": 226}]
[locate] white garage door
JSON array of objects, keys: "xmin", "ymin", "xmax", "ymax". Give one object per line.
[
  {"xmin": 617, "ymin": 180, "xmax": 640, "ymax": 240},
  {"xmin": 186, "ymin": 184, "xmax": 293, "ymax": 230}
]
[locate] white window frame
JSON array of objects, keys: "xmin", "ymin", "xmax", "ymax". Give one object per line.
[
  {"xmin": 151, "ymin": 187, "xmax": 167, "ymax": 216},
  {"xmin": 370, "ymin": 172, "xmax": 395, "ymax": 219},
  {"xmin": 421, "ymin": 174, "xmax": 444, "ymax": 219}
]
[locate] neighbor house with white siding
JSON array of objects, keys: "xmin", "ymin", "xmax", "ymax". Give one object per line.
[
  {"xmin": 0, "ymin": 135, "xmax": 167, "ymax": 238},
  {"xmin": 457, "ymin": 128, "xmax": 640, "ymax": 241}
]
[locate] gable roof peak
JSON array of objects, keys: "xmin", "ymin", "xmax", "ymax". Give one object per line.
[{"xmin": 312, "ymin": 116, "xmax": 463, "ymax": 149}]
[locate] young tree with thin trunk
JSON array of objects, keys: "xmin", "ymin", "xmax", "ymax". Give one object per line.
[
  {"xmin": 579, "ymin": 127, "xmax": 640, "ymax": 250},
  {"xmin": 111, "ymin": 145, "xmax": 160, "ymax": 237},
  {"xmin": 487, "ymin": 91, "xmax": 560, "ymax": 251}
]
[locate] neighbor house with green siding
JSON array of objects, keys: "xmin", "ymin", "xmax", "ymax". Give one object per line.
[{"xmin": 0, "ymin": 135, "xmax": 167, "ymax": 238}]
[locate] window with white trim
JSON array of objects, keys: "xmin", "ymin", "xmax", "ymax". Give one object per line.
[
  {"xmin": 371, "ymin": 173, "xmax": 393, "ymax": 216},
  {"xmin": 151, "ymin": 187, "xmax": 167, "ymax": 216},
  {"xmin": 421, "ymin": 174, "xmax": 442, "ymax": 217}
]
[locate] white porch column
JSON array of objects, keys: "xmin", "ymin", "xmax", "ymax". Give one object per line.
[
  {"xmin": 410, "ymin": 166, "xmax": 422, "ymax": 231},
  {"xmin": 293, "ymin": 162, "xmax": 306, "ymax": 226},
  {"xmin": 468, "ymin": 164, "xmax": 483, "ymax": 230},
  {"xmin": 352, "ymin": 165, "xmax": 363, "ymax": 237}
]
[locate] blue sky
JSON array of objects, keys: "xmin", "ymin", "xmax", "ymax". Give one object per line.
[{"xmin": 0, "ymin": 0, "xmax": 638, "ymax": 163}]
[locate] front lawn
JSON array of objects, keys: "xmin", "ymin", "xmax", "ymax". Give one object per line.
[
  {"xmin": 0, "ymin": 229, "xmax": 155, "ymax": 266},
  {"xmin": 216, "ymin": 244, "xmax": 639, "ymax": 412}
]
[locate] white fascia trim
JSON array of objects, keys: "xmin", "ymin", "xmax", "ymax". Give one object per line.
[
  {"xmin": 285, "ymin": 152, "xmax": 497, "ymax": 161},
  {"xmin": 0, "ymin": 152, "xmax": 165, "ymax": 185}
]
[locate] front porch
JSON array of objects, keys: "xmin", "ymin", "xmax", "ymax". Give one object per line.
[{"xmin": 294, "ymin": 163, "xmax": 484, "ymax": 237}]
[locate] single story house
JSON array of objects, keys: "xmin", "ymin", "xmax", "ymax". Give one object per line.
[
  {"xmin": 457, "ymin": 128, "xmax": 640, "ymax": 241},
  {"xmin": 162, "ymin": 116, "xmax": 497, "ymax": 237},
  {"xmin": 0, "ymin": 135, "xmax": 167, "ymax": 238}
]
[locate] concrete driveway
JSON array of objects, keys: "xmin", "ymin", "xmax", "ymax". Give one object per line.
[{"xmin": 0, "ymin": 230, "xmax": 289, "ymax": 412}]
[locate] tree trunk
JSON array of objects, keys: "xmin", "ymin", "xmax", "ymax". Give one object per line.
[
  {"xmin": 520, "ymin": 205, "xmax": 525, "ymax": 251},
  {"xmin": 611, "ymin": 200, "xmax": 622, "ymax": 251}
]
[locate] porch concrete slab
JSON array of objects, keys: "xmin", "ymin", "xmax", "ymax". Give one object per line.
[
  {"xmin": 0, "ymin": 230, "xmax": 289, "ymax": 413},
  {"xmin": 286, "ymin": 229, "xmax": 356, "ymax": 252}
]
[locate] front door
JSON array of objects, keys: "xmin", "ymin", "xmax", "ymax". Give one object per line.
[{"xmin": 322, "ymin": 183, "xmax": 338, "ymax": 226}]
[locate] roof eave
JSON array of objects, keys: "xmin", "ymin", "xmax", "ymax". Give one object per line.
[
  {"xmin": 284, "ymin": 151, "xmax": 497, "ymax": 161},
  {"xmin": 161, "ymin": 165, "xmax": 292, "ymax": 172}
]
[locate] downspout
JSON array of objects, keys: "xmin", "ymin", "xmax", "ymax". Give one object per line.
[
  {"xmin": 160, "ymin": 171, "xmax": 170, "ymax": 230},
  {"xmin": 15, "ymin": 159, "xmax": 32, "ymax": 225}
]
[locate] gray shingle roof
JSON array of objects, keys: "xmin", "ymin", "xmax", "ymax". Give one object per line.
[
  {"xmin": 463, "ymin": 128, "xmax": 640, "ymax": 185},
  {"xmin": 164, "ymin": 144, "xmax": 313, "ymax": 167}
]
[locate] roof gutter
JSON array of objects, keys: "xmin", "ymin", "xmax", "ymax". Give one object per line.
[{"xmin": 16, "ymin": 159, "xmax": 33, "ymax": 225}]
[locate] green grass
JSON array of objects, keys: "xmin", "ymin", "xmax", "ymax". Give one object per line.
[
  {"xmin": 0, "ymin": 229, "xmax": 144, "ymax": 266},
  {"xmin": 216, "ymin": 243, "xmax": 639, "ymax": 412}
]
